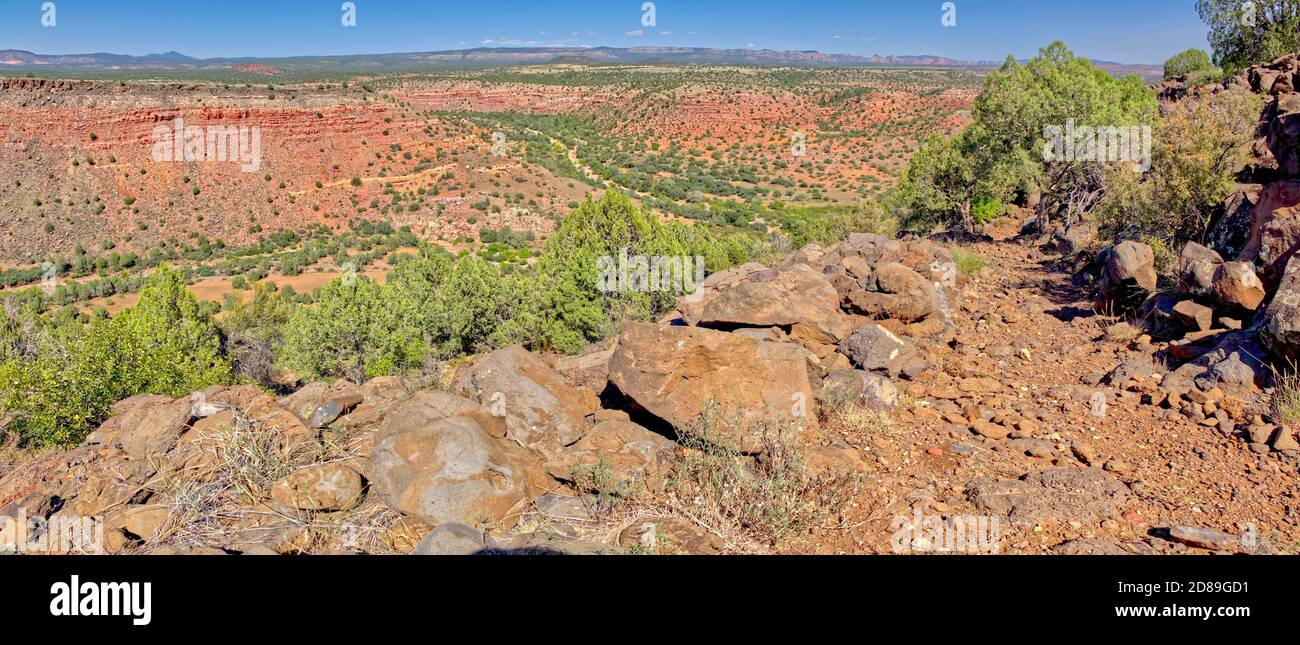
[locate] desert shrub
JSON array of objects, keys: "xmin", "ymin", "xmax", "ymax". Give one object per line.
[
  {"xmin": 894, "ymin": 42, "xmax": 1163, "ymax": 237},
  {"xmin": 280, "ymin": 276, "xmax": 386, "ymax": 383},
  {"xmin": 1096, "ymin": 89, "xmax": 1264, "ymax": 246},
  {"xmin": 532, "ymin": 192, "xmax": 697, "ymax": 353},
  {"xmin": 1272, "ymin": 368, "xmax": 1300, "ymax": 426},
  {"xmin": 1164, "ymin": 48, "xmax": 1218, "ymax": 79},
  {"xmin": 434, "ymin": 255, "xmax": 531, "ymax": 357},
  {"xmin": 220, "ymin": 281, "xmax": 295, "ymax": 388},
  {"xmin": 950, "ymin": 247, "xmax": 988, "ymax": 276},
  {"xmin": 0, "ymin": 266, "xmax": 231, "ymax": 447}
]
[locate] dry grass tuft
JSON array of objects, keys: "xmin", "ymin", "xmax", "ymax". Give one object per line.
[
  {"xmin": 656, "ymin": 401, "xmax": 862, "ymax": 551},
  {"xmin": 148, "ymin": 412, "xmax": 402, "ymax": 554},
  {"xmin": 1272, "ymin": 369, "xmax": 1300, "ymax": 427}
]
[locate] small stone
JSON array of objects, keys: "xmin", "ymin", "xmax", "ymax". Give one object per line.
[
  {"xmin": 1272, "ymin": 428, "xmax": 1300, "ymax": 452},
  {"xmin": 307, "ymin": 394, "xmax": 364, "ymax": 429},
  {"xmin": 1103, "ymin": 459, "xmax": 1132, "ymax": 475},
  {"xmin": 1248, "ymin": 425, "xmax": 1275, "ymax": 444},
  {"xmin": 1168, "ymin": 525, "xmax": 1240, "ymax": 551},
  {"xmin": 1072, "ymin": 443, "xmax": 1099, "ymax": 465},
  {"xmin": 969, "ymin": 420, "xmax": 1009, "ymax": 441}
]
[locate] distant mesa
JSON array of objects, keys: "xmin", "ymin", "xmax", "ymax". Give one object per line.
[{"xmin": 230, "ymin": 63, "xmax": 284, "ymax": 75}]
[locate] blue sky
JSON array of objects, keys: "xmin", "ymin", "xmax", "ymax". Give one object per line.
[{"xmin": 2, "ymin": 0, "xmax": 1210, "ymax": 64}]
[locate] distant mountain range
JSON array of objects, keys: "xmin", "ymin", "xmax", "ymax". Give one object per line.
[{"xmin": 0, "ymin": 46, "xmax": 1162, "ymax": 79}]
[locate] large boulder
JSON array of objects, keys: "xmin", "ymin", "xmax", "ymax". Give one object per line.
[
  {"xmin": 270, "ymin": 463, "xmax": 365, "ymax": 512},
  {"xmin": 372, "ymin": 390, "xmax": 506, "ymax": 445},
  {"xmin": 836, "ymin": 324, "xmax": 918, "ymax": 377},
  {"xmin": 1261, "ymin": 254, "xmax": 1300, "ymax": 362},
  {"xmin": 367, "ymin": 415, "xmax": 551, "ymax": 529},
  {"xmin": 1212, "ymin": 262, "xmax": 1266, "ymax": 311},
  {"xmin": 1239, "ymin": 180, "xmax": 1300, "ymax": 287},
  {"xmin": 607, "ymin": 323, "xmax": 818, "ymax": 452},
  {"xmin": 1177, "ymin": 242, "xmax": 1222, "ymax": 298},
  {"xmin": 692, "ymin": 265, "xmax": 853, "ymax": 343},
  {"xmin": 1267, "ymin": 93, "xmax": 1300, "ymax": 177},
  {"xmin": 452, "ymin": 346, "xmax": 598, "ymax": 458},
  {"xmin": 1206, "ymin": 184, "xmax": 1262, "ymax": 259},
  {"xmin": 841, "ymin": 262, "xmax": 939, "ymax": 323},
  {"xmin": 1097, "ymin": 242, "xmax": 1157, "ymax": 307}
]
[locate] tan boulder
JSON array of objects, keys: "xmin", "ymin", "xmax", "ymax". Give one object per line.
[
  {"xmin": 270, "ymin": 463, "xmax": 365, "ymax": 512},
  {"xmin": 110, "ymin": 504, "xmax": 171, "ymax": 541},
  {"xmin": 543, "ymin": 420, "xmax": 674, "ymax": 493},
  {"xmin": 1212, "ymin": 262, "xmax": 1266, "ymax": 310},
  {"xmin": 367, "ymin": 415, "xmax": 552, "ymax": 529},
  {"xmin": 452, "ymin": 346, "xmax": 597, "ymax": 457},
  {"xmin": 608, "ymin": 323, "xmax": 817, "ymax": 452}
]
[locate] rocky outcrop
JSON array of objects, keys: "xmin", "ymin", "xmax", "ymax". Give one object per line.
[
  {"xmin": 1239, "ymin": 180, "xmax": 1300, "ymax": 287},
  {"xmin": 1155, "ymin": 55, "xmax": 1300, "ymax": 368}
]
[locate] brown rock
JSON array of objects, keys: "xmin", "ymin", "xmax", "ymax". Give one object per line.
[
  {"xmin": 1172, "ymin": 300, "xmax": 1214, "ymax": 331},
  {"xmin": 1098, "ymin": 241, "xmax": 1157, "ymax": 305},
  {"xmin": 367, "ymin": 415, "xmax": 552, "ymax": 529},
  {"xmin": 452, "ymin": 345, "xmax": 597, "ymax": 457},
  {"xmin": 270, "ymin": 463, "xmax": 365, "ymax": 512},
  {"xmin": 1240, "ymin": 180, "xmax": 1300, "ymax": 286},
  {"xmin": 619, "ymin": 516, "xmax": 724, "ymax": 555},
  {"xmin": 970, "ymin": 420, "xmax": 1009, "ymax": 440},
  {"xmin": 111, "ymin": 504, "xmax": 171, "ymax": 541},
  {"xmin": 1272, "ymin": 427, "xmax": 1299, "ymax": 451},
  {"xmin": 842, "ymin": 262, "xmax": 939, "ymax": 323},
  {"xmin": 1211, "ymin": 262, "xmax": 1266, "ymax": 310},
  {"xmin": 1262, "ymin": 254, "xmax": 1300, "ymax": 361},
  {"xmin": 608, "ymin": 323, "xmax": 818, "ymax": 452},
  {"xmin": 1168, "ymin": 525, "xmax": 1240, "ymax": 551},
  {"xmin": 114, "ymin": 398, "xmax": 193, "ymax": 460},
  {"xmin": 543, "ymin": 420, "xmax": 673, "ymax": 492}
]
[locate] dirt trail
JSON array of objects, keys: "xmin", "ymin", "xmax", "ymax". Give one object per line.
[{"xmin": 794, "ymin": 217, "xmax": 1299, "ymax": 555}]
